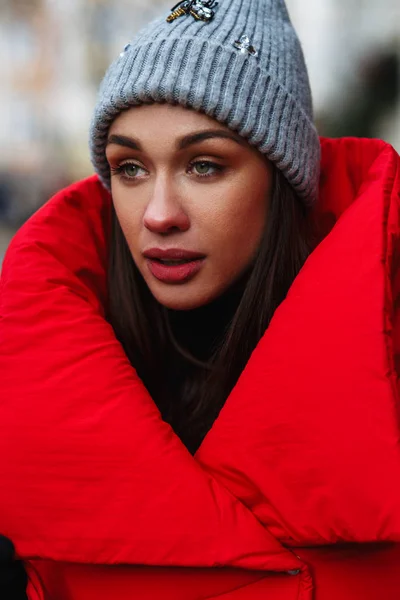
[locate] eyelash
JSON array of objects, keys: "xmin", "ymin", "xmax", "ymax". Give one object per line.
[
  {"xmin": 110, "ymin": 160, "xmax": 225, "ymax": 181},
  {"xmin": 110, "ymin": 163, "xmax": 147, "ymax": 181}
]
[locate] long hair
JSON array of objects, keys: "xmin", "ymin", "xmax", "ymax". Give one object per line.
[{"xmin": 107, "ymin": 168, "xmax": 315, "ymax": 454}]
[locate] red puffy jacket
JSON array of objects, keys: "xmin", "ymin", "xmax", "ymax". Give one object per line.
[{"xmin": 0, "ymin": 137, "xmax": 400, "ymax": 600}]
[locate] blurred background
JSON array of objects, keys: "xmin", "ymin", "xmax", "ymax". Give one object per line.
[{"xmin": 0, "ymin": 0, "xmax": 399, "ymax": 259}]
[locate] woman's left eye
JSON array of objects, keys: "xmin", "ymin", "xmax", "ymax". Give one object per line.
[{"xmin": 188, "ymin": 161, "xmax": 223, "ymax": 178}]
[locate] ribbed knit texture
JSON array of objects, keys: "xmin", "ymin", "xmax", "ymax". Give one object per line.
[{"xmin": 90, "ymin": 0, "xmax": 321, "ymax": 205}]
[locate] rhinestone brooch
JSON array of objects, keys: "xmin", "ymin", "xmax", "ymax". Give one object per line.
[
  {"xmin": 119, "ymin": 43, "xmax": 131, "ymax": 57},
  {"xmin": 167, "ymin": 0, "xmax": 218, "ymax": 23},
  {"xmin": 233, "ymin": 35, "xmax": 258, "ymax": 57}
]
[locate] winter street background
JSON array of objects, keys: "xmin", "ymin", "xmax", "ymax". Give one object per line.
[{"xmin": 0, "ymin": 0, "xmax": 399, "ymax": 259}]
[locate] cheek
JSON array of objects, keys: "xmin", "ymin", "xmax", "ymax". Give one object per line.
[{"xmin": 202, "ymin": 184, "xmax": 268, "ymax": 266}]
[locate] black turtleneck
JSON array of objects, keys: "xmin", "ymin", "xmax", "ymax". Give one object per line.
[{"xmin": 167, "ymin": 272, "xmax": 248, "ymax": 363}]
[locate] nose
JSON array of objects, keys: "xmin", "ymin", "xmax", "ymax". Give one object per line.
[{"xmin": 143, "ymin": 175, "xmax": 190, "ymax": 234}]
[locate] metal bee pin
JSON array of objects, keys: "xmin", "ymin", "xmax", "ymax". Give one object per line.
[{"xmin": 167, "ymin": 0, "xmax": 218, "ymax": 23}]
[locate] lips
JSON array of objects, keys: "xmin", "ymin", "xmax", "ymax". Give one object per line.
[{"xmin": 143, "ymin": 248, "xmax": 206, "ymax": 283}]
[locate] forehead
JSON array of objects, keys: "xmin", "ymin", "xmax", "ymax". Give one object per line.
[{"xmin": 109, "ymin": 103, "xmax": 233, "ymax": 141}]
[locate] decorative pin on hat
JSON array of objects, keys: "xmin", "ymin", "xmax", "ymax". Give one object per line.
[
  {"xmin": 233, "ymin": 35, "xmax": 258, "ymax": 57},
  {"xmin": 119, "ymin": 43, "xmax": 131, "ymax": 57},
  {"xmin": 167, "ymin": 0, "xmax": 218, "ymax": 23}
]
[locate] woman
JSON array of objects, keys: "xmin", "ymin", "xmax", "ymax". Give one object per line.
[{"xmin": 1, "ymin": 0, "xmax": 400, "ymax": 599}]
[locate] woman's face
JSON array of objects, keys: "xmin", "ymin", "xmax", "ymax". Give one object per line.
[{"xmin": 106, "ymin": 104, "xmax": 273, "ymax": 310}]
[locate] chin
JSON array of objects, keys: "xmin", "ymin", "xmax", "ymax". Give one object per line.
[{"xmin": 149, "ymin": 284, "xmax": 221, "ymax": 311}]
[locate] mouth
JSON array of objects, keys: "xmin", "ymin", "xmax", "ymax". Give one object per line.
[
  {"xmin": 150, "ymin": 258, "xmax": 198, "ymax": 266},
  {"xmin": 143, "ymin": 249, "xmax": 206, "ymax": 284}
]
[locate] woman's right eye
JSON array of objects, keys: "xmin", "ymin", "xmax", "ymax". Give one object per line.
[
  {"xmin": 123, "ymin": 164, "xmax": 142, "ymax": 178},
  {"xmin": 111, "ymin": 163, "xmax": 147, "ymax": 180}
]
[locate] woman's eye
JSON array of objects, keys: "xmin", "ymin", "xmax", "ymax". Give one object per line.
[
  {"xmin": 188, "ymin": 161, "xmax": 224, "ymax": 178},
  {"xmin": 111, "ymin": 163, "xmax": 147, "ymax": 180},
  {"xmin": 195, "ymin": 162, "xmax": 213, "ymax": 175},
  {"xmin": 122, "ymin": 163, "xmax": 146, "ymax": 178}
]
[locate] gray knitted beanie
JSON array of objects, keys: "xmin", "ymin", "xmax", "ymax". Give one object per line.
[{"xmin": 90, "ymin": 0, "xmax": 321, "ymax": 206}]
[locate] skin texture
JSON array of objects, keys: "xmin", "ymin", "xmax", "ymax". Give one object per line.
[{"xmin": 106, "ymin": 104, "xmax": 273, "ymax": 310}]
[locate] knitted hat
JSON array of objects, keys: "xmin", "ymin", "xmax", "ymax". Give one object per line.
[{"xmin": 90, "ymin": 0, "xmax": 321, "ymax": 206}]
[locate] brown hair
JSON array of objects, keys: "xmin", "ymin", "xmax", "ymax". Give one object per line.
[{"xmin": 107, "ymin": 168, "xmax": 315, "ymax": 454}]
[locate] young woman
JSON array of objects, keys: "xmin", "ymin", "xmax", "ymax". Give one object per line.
[{"xmin": 1, "ymin": 1, "xmax": 400, "ymax": 599}]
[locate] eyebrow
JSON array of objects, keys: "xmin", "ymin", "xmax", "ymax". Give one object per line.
[
  {"xmin": 107, "ymin": 134, "xmax": 142, "ymax": 151},
  {"xmin": 177, "ymin": 129, "xmax": 246, "ymax": 150},
  {"xmin": 106, "ymin": 129, "xmax": 246, "ymax": 152}
]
